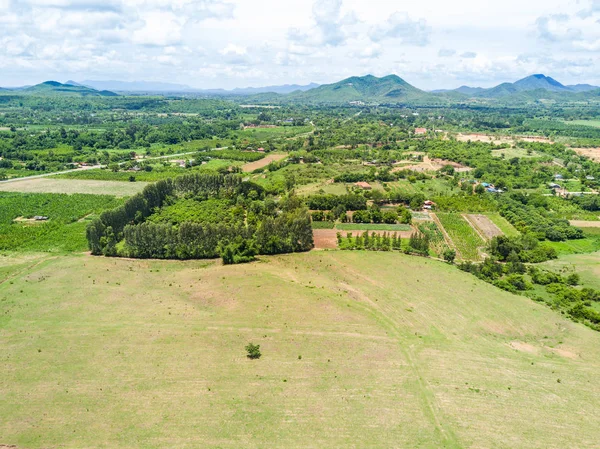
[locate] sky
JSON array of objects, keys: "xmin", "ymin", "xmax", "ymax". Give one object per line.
[{"xmin": 1, "ymin": 0, "xmax": 600, "ymax": 90}]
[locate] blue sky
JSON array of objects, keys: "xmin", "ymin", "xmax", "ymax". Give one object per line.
[{"xmin": 0, "ymin": 0, "xmax": 599, "ymax": 89}]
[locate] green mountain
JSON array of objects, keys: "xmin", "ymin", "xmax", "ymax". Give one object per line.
[
  {"xmin": 289, "ymin": 74, "xmax": 429, "ymax": 103},
  {"xmin": 19, "ymin": 81, "xmax": 118, "ymax": 97},
  {"xmin": 474, "ymin": 75, "xmax": 575, "ymax": 99}
]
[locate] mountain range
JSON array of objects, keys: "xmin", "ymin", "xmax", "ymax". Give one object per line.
[
  {"xmin": 0, "ymin": 81, "xmax": 117, "ymax": 97},
  {"xmin": 74, "ymin": 80, "xmax": 320, "ymax": 95},
  {"xmin": 1, "ymin": 74, "xmax": 599, "ymax": 103}
]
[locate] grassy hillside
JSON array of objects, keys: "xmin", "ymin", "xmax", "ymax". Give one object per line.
[{"xmin": 2, "ymin": 251, "xmax": 600, "ymax": 448}]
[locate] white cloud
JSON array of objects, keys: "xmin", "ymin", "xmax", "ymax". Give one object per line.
[
  {"xmin": 0, "ymin": 0, "xmax": 599, "ymax": 90},
  {"xmin": 438, "ymin": 48, "xmax": 456, "ymax": 57},
  {"xmin": 369, "ymin": 12, "xmax": 430, "ymax": 45},
  {"xmin": 133, "ymin": 11, "xmax": 184, "ymax": 46}
]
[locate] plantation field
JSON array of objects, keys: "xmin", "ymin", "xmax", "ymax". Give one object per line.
[
  {"xmin": 54, "ymin": 160, "xmax": 241, "ymax": 182},
  {"xmin": 2, "ymin": 251, "xmax": 600, "ymax": 448},
  {"xmin": 436, "ymin": 213, "xmax": 485, "ymax": 261},
  {"xmin": 0, "ymin": 192, "xmax": 123, "ymax": 252},
  {"xmin": 0, "ymin": 178, "xmax": 147, "ymax": 196}
]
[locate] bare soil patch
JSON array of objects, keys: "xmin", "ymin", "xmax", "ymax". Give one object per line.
[
  {"xmin": 242, "ymin": 153, "xmax": 288, "ymax": 172},
  {"xmin": 393, "ymin": 156, "xmax": 471, "ymax": 173},
  {"xmin": 509, "ymin": 341, "xmax": 539, "ymax": 354},
  {"xmin": 570, "ymin": 220, "xmax": 600, "ymax": 227},
  {"xmin": 571, "ymin": 147, "xmax": 600, "ymax": 162},
  {"xmin": 465, "ymin": 214, "xmax": 504, "ymax": 240},
  {"xmin": 454, "ymin": 133, "xmax": 553, "ymax": 145},
  {"xmin": 313, "ymin": 229, "xmax": 339, "ymax": 249}
]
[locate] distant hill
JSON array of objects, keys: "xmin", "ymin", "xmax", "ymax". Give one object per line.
[
  {"xmin": 77, "ymin": 80, "xmax": 320, "ymax": 95},
  {"xmin": 80, "ymin": 80, "xmax": 193, "ymax": 93},
  {"xmin": 567, "ymin": 84, "xmax": 600, "ymax": 93},
  {"xmin": 455, "ymin": 75, "xmax": 599, "ymax": 99},
  {"xmin": 15, "ymin": 81, "xmax": 118, "ymax": 97},
  {"xmin": 229, "ymin": 83, "xmax": 320, "ymax": 95},
  {"xmin": 288, "ymin": 74, "xmax": 428, "ymax": 103}
]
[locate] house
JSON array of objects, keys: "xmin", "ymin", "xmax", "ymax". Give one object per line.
[
  {"xmin": 424, "ymin": 200, "xmax": 435, "ymax": 206},
  {"xmin": 257, "ymin": 147, "xmax": 265, "ymax": 153},
  {"xmin": 586, "ymin": 175, "xmax": 595, "ymax": 181},
  {"xmin": 549, "ymin": 183, "xmax": 561, "ymax": 189},
  {"xmin": 554, "ymin": 174, "xmax": 564, "ymax": 180},
  {"xmin": 34, "ymin": 216, "xmax": 48, "ymax": 221},
  {"xmin": 355, "ymin": 182, "xmax": 372, "ymax": 190},
  {"xmin": 415, "ymin": 128, "xmax": 427, "ymax": 135}
]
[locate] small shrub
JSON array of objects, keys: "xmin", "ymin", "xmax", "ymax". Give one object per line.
[{"xmin": 245, "ymin": 343, "xmax": 261, "ymax": 359}]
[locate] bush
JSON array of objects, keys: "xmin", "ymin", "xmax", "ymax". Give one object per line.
[{"xmin": 245, "ymin": 343, "xmax": 261, "ymax": 359}]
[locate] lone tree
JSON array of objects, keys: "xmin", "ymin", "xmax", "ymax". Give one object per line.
[
  {"xmin": 443, "ymin": 249, "xmax": 457, "ymax": 264},
  {"xmin": 245, "ymin": 343, "xmax": 261, "ymax": 359}
]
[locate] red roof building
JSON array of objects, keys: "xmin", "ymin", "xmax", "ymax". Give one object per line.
[
  {"xmin": 415, "ymin": 128, "xmax": 427, "ymax": 135},
  {"xmin": 355, "ymin": 182, "xmax": 372, "ymax": 190}
]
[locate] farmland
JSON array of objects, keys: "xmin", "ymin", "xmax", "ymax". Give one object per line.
[
  {"xmin": 0, "ymin": 192, "xmax": 123, "ymax": 252},
  {"xmin": 3, "ymin": 251, "xmax": 600, "ymax": 448},
  {"xmin": 436, "ymin": 213, "xmax": 486, "ymax": 260}
]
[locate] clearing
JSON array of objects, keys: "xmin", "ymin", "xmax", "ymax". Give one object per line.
[
  {"xmin": 2, "ymin": 252, "xmax": 600, "ymax": 448},
  {"xmin": 0, "ymin": 178, "xmax": 147, "ymax": 197},
  {"xmin": 570, "ymin": 220, "xmax": 600, "ymax": 227},
  {"xmin": 570, "ymin": 147, "xmax": 600, "ymax": 162},
  {"xmin": 243, "ymin": 153, "xmax": 288, "ymax": 172}
]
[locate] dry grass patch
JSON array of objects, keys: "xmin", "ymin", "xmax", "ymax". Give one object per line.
[{"xmin": 0, "ymin": 178, "xmax": 147, "ymax": 197}]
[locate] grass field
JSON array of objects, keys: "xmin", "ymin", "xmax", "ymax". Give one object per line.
[
  {"xmin": 565, "ymin": 120, "xmax": 600, "ymax": 128},
  {"xmin": 540, "ymin": 250, "xmax": 600, "ymax": 291},
  {"xmin": 336, "ymin": 223, "xmax": 412, "ymax": 232},
  {"xmin": 2, "ymin": 251, "xmax": 600, "ymax": 448},
  {"xmin": 0, "ymin": 178, "xmax": 148, "ymax": 196},
  {"xmin": 545, "ymin": 234, "xmax": 600, "ymax": 256},
  {"xmin": 436, "ymin": 213, "xmax": 485, "ymax": 260}
]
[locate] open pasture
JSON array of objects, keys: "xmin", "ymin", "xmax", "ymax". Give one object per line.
[{"xmin": 2, "ymin": 252, "xmax": 600, "ymax": 448}]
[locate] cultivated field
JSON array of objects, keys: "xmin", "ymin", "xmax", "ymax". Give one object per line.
[
  {"xmin": 0, "ymin": 178, "xmax": 147, "ymax": 196},
  {"xmin": 242, "ymin": 153, "xmax": 288, "ymax": 172},
  {"xmin": 2, "ymin": 251, "xmax": 600, "ymax": 448},
  {"xmin": 436, "ymin": 213, "xmax": 486, "ymax": 261},
  {"xmin": 464, "ymin": 214, "xmax": 504, "ymax": 240}
]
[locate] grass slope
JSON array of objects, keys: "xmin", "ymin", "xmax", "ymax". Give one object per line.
[{"xmin": 2, "ymin": 252, "xmax": 600, "ymax": 448}]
